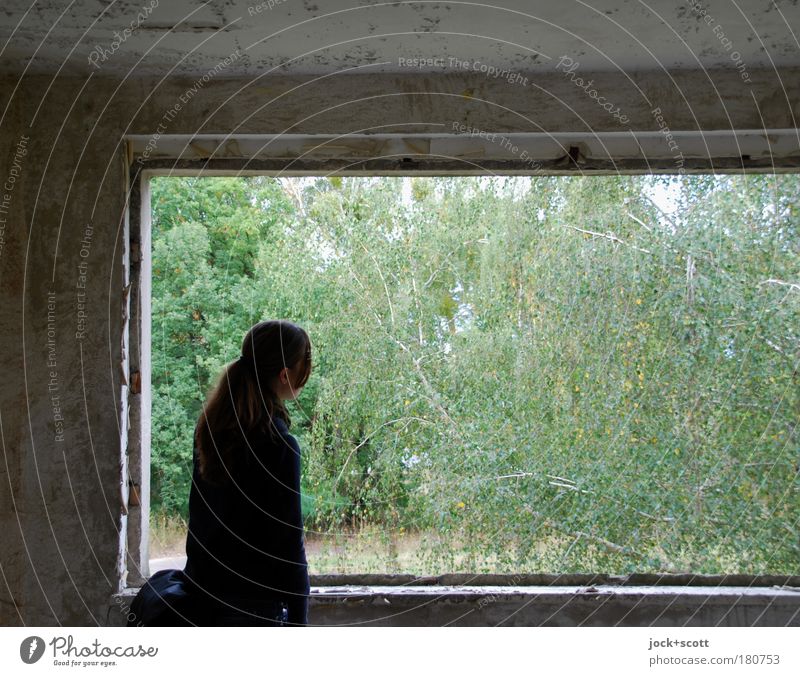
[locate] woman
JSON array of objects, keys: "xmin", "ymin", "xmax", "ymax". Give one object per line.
[{"xmin": 181, "ymin": 319, "xmax": 313, "ymax": 626}]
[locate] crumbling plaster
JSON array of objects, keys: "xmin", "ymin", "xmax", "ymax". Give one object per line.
[{"xmin": 1, "ymin": 0, "xmax": 799, "ymax": 77}]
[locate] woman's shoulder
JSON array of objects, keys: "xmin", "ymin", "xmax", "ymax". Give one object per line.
[
  {"xmin": 264, "ymin": 415, "xmax": 292, "ymax": 442},
  {"xmin": 246, "ymin": 415, "xmax": 295, "ymax": 451},
  {"xmin": 272, "ymin": 415, "xmax": 290, "ymax": 434},
  {"xmin": 240, "ymin": 417, "xmax": 298, "ymax": 476}
]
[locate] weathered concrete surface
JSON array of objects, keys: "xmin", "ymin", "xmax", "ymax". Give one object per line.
[
  {"xmin": 1, "ymin": 1, "xmax": 800, "ymax": 627},
  {"xmin": 107, "ymin": 585, "xmax": 800, "ymax": 627},
  {"xmin": 1, "ymin": 0, "xmax": 799, "ymax": 78},
  {"xmin": 0, "ymin": 77, "xmax": 130, "ymax": 626}
]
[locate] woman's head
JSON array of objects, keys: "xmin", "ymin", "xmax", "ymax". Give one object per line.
[
  {"xmin": 240, "ymin": 320, "xmax": 313, "ymax": 402},
  {"xmin": 195, "ymin": 319, "xmax": 313, "ymax": 485}
]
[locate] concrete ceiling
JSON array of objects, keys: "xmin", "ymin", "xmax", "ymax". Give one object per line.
[{"xmin": 1, "ymin": 0, "xmax": 798, "ymax": 77}]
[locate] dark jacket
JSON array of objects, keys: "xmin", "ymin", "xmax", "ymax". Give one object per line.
[{"xmin": 182, "ymin": 415, "xmax": 310, "ymax": 625}]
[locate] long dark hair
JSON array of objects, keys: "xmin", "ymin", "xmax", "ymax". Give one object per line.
[{"xmin": 194, "ymin": 320, "xmax": 313, "ymax": 486}]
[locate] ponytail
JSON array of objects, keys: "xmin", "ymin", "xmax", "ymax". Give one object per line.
[
  {"xmin": 194, "ymin": 319, "xmax": 311, "ymax": 486},
  {"xmin": 194, "ymin": 358, "xmax": 289, "ymax": 486}
]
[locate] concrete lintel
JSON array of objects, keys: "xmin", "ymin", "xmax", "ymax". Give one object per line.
[
  {"xmin": 4, "ymin": 66, "xmax": 789, "ymax": 138},
  {"xmin": 126, "ymin": 130, "xmax": 800, "ymax": 173}
]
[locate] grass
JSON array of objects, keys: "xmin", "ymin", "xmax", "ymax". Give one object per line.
[
  {"xmin": 149, "ymin": 511, "xmax": 188, "ymax": 559},
  {"xmin": 148, "ymin": 512, "xmax": 782, "ymax": 575},
  {"xmin": 149, "ymin": 512, "xmax": 566, "ymax": 574}
]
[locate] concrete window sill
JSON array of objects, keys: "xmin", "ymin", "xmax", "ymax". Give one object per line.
[{"xmin": 108, "ymin": 575, "xmax": 800, "ymax": 626}]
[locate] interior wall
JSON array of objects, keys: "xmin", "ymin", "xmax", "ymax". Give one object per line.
[{"xmin": 0, "ymin": 65, "xmax": 798, "ymax": 625}]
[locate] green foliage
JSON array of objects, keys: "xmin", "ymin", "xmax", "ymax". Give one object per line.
[{"xmin": 151, "ymin": 174, "xmax": 799, "ymax": 573}]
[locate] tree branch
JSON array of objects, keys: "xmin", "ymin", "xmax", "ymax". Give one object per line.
[
  {"xmin": 564, "ymin": 224, "xmax": 652, "ymax": 255},
  {"xmin": 758, "ymin": 278, "xmax": 800, "ymax": 293}
]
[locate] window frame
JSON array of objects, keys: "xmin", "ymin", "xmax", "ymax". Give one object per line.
[{"xmin": 122, "ymin": 136, "xmax": 800, "ymax": 604}]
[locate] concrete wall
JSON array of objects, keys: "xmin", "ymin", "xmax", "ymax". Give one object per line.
[{"xmin": 1, "ymin": 66, "xmax": 798, "ymax": 625}]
